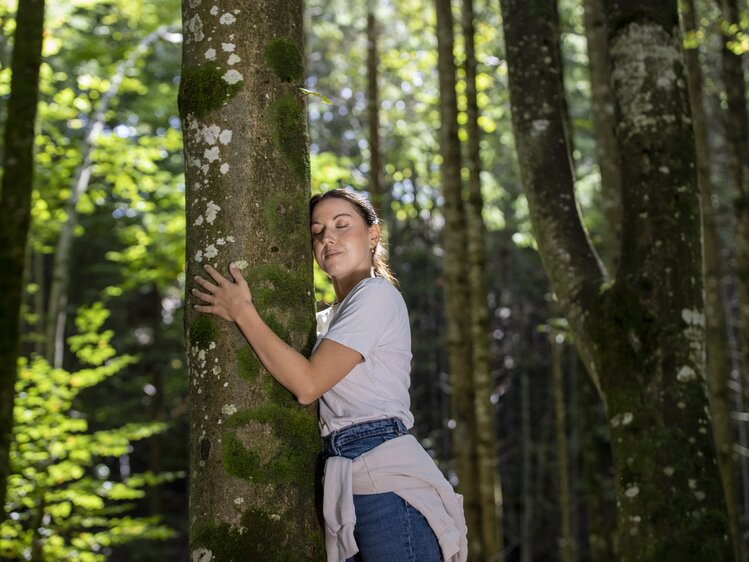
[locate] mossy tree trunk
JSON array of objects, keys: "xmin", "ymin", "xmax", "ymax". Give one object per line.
[
  {"xmin": 682, "ymin": 1, "xmax": 742, "ymax": 558},
  {"xmin": 180, "ymin": 1, "xmax": 322, "ymax": 559},
  {"xmin": 462, "ymin": 0, "xmax": 503, "ymax": 558},
  {"xmin": 500, "ymin": 0, "xmax": 733, "ymax": 559},
  {"xmin": 0, "ymin": 0, "xmax": 45, "ymax": 514},
  {"xmin": 434, "ymin": 0, "xmax": 483, "ymax": 557}
]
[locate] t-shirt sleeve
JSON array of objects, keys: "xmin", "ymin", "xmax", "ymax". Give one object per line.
[{"xmin": 323, "ymin": 280, "xmax": 397, "ymax": 360}]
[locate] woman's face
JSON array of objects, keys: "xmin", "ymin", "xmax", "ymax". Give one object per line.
[{"xmin": 310, "ymin": 197, "xmax": 380, "ymax": 282}]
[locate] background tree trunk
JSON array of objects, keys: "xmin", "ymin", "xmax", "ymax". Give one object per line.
[
  {"xmin": 501, "ymin": 0, "xmax": 733, "ymax": 558},
  {"xmin": 434, "ymin": 0, "xmax": 482, "ymax": 557},
  {"xmin": 366, "ymin": 3, "xmax": 385, "ymax": 221},
  {"xmin": 582, "ymin": 0, "xmax": 622, "ymax": 273},
  {"xmin": 682, "ymin": 1, "xmax": 742, "ymax": 558},
  {"xmin": 462, "ymin": 0, "xmax": 503, "ymax": 558},
  {"xmin": 180, "ymin": 1, "xmax": 322, "ymax": 559},
  {"xmin": 0, "ymin": 0, "xmax": 45, "ymax": 514}
]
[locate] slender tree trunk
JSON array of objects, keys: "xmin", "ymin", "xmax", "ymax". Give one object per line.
[
  {"xmin": 44, "ymin": 26, "xmax": 172, "ymax": 367},
  {"xmin": 520, "ymin": 368, "xmax": 533, "ymax": 562},
  {"xmin": 434, "ymin": 0, "xmax": 483, "ymax": 558},
  {"xmin": 582, "ymin": 0, "xmax": 622, "ymax": 273},
  {"xmin": 715, "ymin": 0, "xmax": 749, "ymax": 452},
  {"xmin": 462, "ymin": 0, "xmax": 503, "ymax": 558},
  {"xmin": 682, "ymin": 1, "xmax": 742, "ymax": 559},
  {"xmin": 0, "ymin": 0, "xmax": 45, "ymax": 515},
  {"xmin": 501, "ymin": 0, "xmax": 733, "ymax": 558},
  {"xmin": 366, "ymin": 4, "xmax": 385, "ymax": 221},
  {"xmin": 551, "ymin": 331, "xmax": 574, "ymax": 562},
  {"xmin": 180, "ymin": 1, "xmax": 322, "ymax": 558}
]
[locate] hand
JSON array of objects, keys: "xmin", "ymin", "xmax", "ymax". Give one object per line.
[{"xmin": 192, "ymin": 263, "xmax": 253, "ymax": 323}]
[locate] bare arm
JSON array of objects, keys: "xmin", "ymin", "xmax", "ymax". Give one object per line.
[{"xmin": 192, "ymin": 263, "xmax": 361, "ymax": 404}]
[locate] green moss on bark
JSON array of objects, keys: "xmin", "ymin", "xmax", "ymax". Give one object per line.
[
  {"xmin": 222, "ymin": 404, "xmax": 318, "ymax": 494},
  {"xmin": 265, "ymin": 37, "xmax": 304, "ymax": 82},
  {"xmin": 179, "ymin": 65, "xmax": 243, "ymax": 118},
  {"xmin": 269, "ymin": 93, "xmax": 309, "ymax": 181},
  {"xmin": 190, "ymin": 315, "xmax": 217, "ymax": 349},
  {"xmin": 236, "ymin": 345, "xmax": 260, "ymax": 381}
]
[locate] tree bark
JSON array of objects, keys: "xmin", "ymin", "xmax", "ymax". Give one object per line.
[
  {"xmin": 434, "ymin": 0, "xmax": 482, "ymax": 557},
  {"xmin": 462, "ymin": 0, "xmax": 503, "ymax": 558},
  {"xmin": 0, "ymin": 0, "xmax": 45, "ymax": 514},
  {"xmin": 180, "ymin": 1, "xmax": 322, "ymax": 559},
  {"xmin": 582, "ymin": 0, "xmax": 622, "ymax": 273},
  {"xmin": 501, "ymin": 0, "xmax": 733, "ymax": 558},
  {"xmin": 682, "ymin": 1, "xmax": 742, "ymax": 558}
]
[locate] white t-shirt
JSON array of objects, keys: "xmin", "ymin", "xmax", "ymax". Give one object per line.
[{"xmin": 314, "ymin": 276, "xmax": 414, "ymax": 436}]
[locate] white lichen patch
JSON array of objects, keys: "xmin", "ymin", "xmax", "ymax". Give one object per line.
[
  {"xmin": 677, "ymin": 365, "xmax": 697, "ymax": 382},
  {"xmin": 624, "ymin": 485, "xmax": 640, "ymax": 498},
  {"xmin": 195, "ymin": 250, "xmax": 204, "ymax": 263},
  {"xmin": 688, "ymin": 478, "xmax": 696, "ymax": 489},
  {"xmin": 219, "ymin": 129, "xmax": 233, "ymax": 144},
  {"xmin": 204, "ymin": 146, "xmax": 220, "ymax": 162},
  {"xmin": 220, "ymin": 12, "xmax": 236, "ymax": 25},
  {"xmin": 234, "ymin": 496, "xmax": 245, "ymax": 505},
  {"xmin": 682, "ymin": 308, "xmax": 705, "ymax": 326},
  {"xmin": 210, "ymin": 5, "xmax": 219, "ymax": 15},
  {"xmin": 227, "ymin": 236, "xmax": 235, "ymax": 243},
  {"xmin": 192, "ymin": 547, "xmax": 213, "ymax": 562},
  {"xmin": 223, "ymin": 69, "xmax": 243, "ymax": 84},
  {"xmin": 228, "ymin": 54, "xmax": 241, "ymax": 65},
  {"xmin": 194, "ymin": 215, "xmax": 205, "ymax": 226},
  {"xmin": 187, "ymin": 14, "xmax": 204, "ymax": 42},
  {"xmin": 233, "ymin": 260, "xmax": 249, "ymax": 270},
  {"xmin": 205, "ymin": 201, "xmax": 221, "ymax": 224},
  {"xmin": 622, "ymin": 412, "xmax": 633, "ymax": 425},
  {"xmin": 221, "ymin": 404, "xmax": 238, "ymax": 416},
  {"xmin": 204, "ymin": 48, "xmax": 216, "ymax": 60},
  {"xmin": 204, "ymin": 244, "xmax": 218, "ymax": 259},
  {"xmin": 202, "ymin": 124, "xmax": 222, "ymax": 145},
  {"xmin": 222, "ymin": 42, "xmax": 236, "ymax": 52},
  {"xmin": 532, "ymin": 119, "xmax": 549, "ymax": 133},
  {"xmin": 220, "ymin": 163, "xmax": 230, "ymax": 175}
]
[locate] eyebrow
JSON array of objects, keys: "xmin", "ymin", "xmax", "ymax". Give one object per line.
[{"xmin": 310, "ymin": 213, "xmax": 353, "ymax": 225}]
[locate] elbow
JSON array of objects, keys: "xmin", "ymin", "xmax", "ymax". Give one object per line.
[{"xmin": 296, "ymin": 392, "xmax": 318, "ymax": 406}]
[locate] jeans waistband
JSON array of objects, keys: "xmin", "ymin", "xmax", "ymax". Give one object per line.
[{"xmin": 321, "ymin": 417, "xmax": 407, "ymax": 459}]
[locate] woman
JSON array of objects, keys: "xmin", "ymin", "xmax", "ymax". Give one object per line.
[{"xmin": 192, "ymin": 189, "xmax": 466, "ymax": 562}]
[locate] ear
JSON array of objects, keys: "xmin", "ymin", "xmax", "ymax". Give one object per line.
[{"xmin": 369, "ymin": 223, "xmax": 381, "ymax": 247}]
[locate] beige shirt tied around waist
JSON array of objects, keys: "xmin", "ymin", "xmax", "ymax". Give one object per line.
[{"xmin": 323, "ymin": 434, "xmax": 468, "ymax": 562}]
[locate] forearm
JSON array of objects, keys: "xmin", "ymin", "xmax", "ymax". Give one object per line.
[{"xmin": 233, "ymin": 303, "xmax": 317, "ymax": 402}]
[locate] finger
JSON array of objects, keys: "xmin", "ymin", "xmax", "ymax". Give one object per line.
[
  {"xmin": 194, "ymin": 275, "xmax": 218, "ymax": 292},
  {"xmin": 191, "ymin": 288, "xmax": 214, "ymax": 303},
  {"xmin": 194, "ymin": 304, "xmax": 212, "ymax": 313},
  {"xmin": 229, "ymin": 263, "xmax": 247, "ymax": 285},
  {"xmin": 204, "ymin": 264, "xmax": 229, "ymax": 286}
]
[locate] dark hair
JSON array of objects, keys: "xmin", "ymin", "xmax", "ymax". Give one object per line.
[{"xmin": 310, "ymin": 189, "xmax": 397, "ymax": 285}]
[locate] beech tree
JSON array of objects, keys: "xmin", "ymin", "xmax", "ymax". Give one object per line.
[
  {"xmin": 0, "ymin": 0, "xmax": 45, "ymax": 513},
  {"xmin": 500, "ymin": 0, "xmax": 732, "ymax": 558},
  {"xmin": 180, "ymin": 1, "xmax": 322, "ymax": 559}
]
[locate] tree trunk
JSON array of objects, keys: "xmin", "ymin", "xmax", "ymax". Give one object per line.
[
  {"xmin": 501, "ymin": 0, "xmax": 733, "ymax": 558},
  {"xmin": 715, "ymin": 0, "xmax": 749, "ymax": 462},
  {"xmin": 682, "ymin": 1, "xmax": 742, "ymax": 558},
  {"xmin": 551, "ymin": 331, "xmax": 574, "ymax": 562},
  {"xmin": 434, "ymin": 0, "xmax": 483, "ymax": 558},
  {"xmin": 520, "ymin": 367, "xmax": 533, "ymax": 562},
  {"xmin": 44, "ymin": 26, "xmax": 172, "ymax": 368},
  {"xmin": 582, "ymin": 0, "xmax": 622, "ymax": 273},
  {"xmin": 462, "ymin": 0, "xmax": 503, "ymax": 558},
  {"xmin": 0, "ymin": 0, "xmax": 45, "ymax": 514},
  {"xmin": 180, "ymin": 1, "xmax": 322, "ymax": 559},
  {"xmin": 366, "ymin": 4, "xmax": 385, "ymax": 221}
]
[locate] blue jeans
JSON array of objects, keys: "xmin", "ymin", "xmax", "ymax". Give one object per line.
[{"xmin": 322, "ymin": 418, "xmax": 442, "ymax": 562}]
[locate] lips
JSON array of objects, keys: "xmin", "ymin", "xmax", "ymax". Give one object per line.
[{"xmin": 324, "ymin": 251, "xmax": 341, "ymax": 259}]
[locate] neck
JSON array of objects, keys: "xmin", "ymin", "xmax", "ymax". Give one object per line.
[{"xmin": 332, "ymin": 270, "xmax": 374, "ymax": 303}]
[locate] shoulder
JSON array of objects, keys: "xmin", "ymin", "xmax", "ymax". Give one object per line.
[{"xmin": 347, "ymin": 277, "xmax": 404, "ymax": 308}]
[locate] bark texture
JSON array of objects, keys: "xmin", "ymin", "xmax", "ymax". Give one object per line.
[
  {"xmin": 0, "ymin": 0, "xmax": 45, "ymax": 512},
  {"xmin": 682, "ymin": 1, "xmax": 742, "ymax": 558},
  {"xmin": 434, "ymin": 0, "xmax": 482, "ymax": 557},
  {"xmin": 180, "ymin": 2, "xmax": 322, "ymax": 559},
  {"xmin": 501, "ymin": 0, "xmax": 733, "ymax": 558}
]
